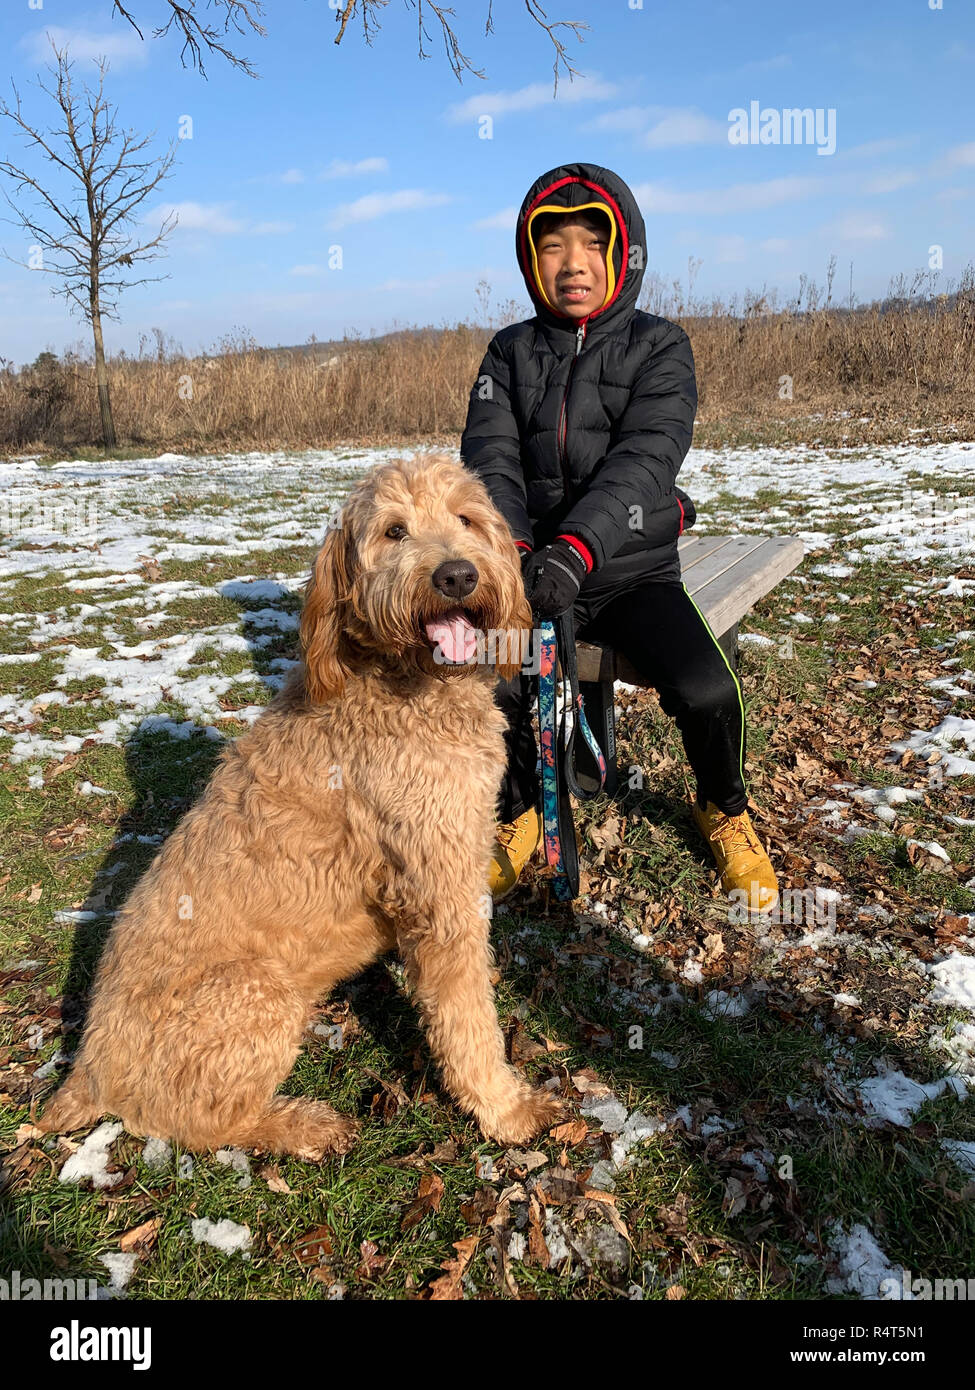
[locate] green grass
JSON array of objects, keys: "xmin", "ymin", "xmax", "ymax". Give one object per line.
[{"xmin": 1, "ymin": 443, "xmax": 974, "ymax": 1300}]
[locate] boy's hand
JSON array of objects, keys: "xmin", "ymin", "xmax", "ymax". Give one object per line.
[{"xmin": 522, "ymin": 540, "xmax": 588, "ymax": 619}]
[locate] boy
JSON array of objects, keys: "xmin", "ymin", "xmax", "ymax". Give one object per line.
[{"xmin": 461, "ymin": 161, "xmax": 778, "ymax": 913}]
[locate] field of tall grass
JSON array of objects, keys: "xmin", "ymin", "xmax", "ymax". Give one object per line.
[{"xmin": 3, "ymin": 264, "xmax": 974, "ymax": 456}]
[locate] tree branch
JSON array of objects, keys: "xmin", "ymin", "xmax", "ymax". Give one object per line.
[{"xmin": 112, "ymin": 0, "xmax": 266, "ymax": 78}]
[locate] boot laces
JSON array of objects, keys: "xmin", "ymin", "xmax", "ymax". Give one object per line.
[
  {"xmin": 709, "ymin": 811, "xmax": 759, "ymax": 856},
  {"xmin": 497, "ymin": 812, "xmax": 536, "ymax": 851}
]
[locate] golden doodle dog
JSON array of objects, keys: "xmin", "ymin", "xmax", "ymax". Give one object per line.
[{"xmin": 41, "ymin": 453, "xmax": 565, "ymax": 1159}]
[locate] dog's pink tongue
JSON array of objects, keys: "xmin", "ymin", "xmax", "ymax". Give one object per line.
[{"xmin": 425, "ymin": 607, "xmax": 477, "ymax": 663}]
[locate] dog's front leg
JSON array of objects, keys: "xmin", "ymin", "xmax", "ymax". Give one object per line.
[{"xmin": 395, "ymin": 888, "xmax": 565, "ymax": 1146}]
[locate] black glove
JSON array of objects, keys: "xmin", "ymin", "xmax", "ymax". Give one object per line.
[{"xmin": 523, "ymin": 539, "xmax": 588, "ymax": 620}]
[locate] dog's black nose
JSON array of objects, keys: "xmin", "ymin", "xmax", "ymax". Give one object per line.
[{"xmin": 432, "ymin": 558, "xmax": 478, "ymax": 601}]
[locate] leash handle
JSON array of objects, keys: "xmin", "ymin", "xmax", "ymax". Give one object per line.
[
  {"xmin": 537, "ymin": 610, "xmax": 607, "ymax": 902},
  {"xmin": 537, "ymin": 620, "xmax": 575, "ymax": 901},
  {"xmin": 555, "ymin": 610, "xmax": 607, "ymax": 803}
]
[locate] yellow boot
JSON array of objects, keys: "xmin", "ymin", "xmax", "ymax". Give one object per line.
[
  {"xmin": 489, "ymin": 806, "xmax": 542, "ymax": 902},
  {"xmin": 691, "ymin": 798, "xmax": 779, "ymax": 914}
]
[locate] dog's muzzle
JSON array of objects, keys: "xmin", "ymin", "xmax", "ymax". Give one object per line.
[{"xmin": 421, "ymin": 605, "xmax": 481, "ymax": 664}]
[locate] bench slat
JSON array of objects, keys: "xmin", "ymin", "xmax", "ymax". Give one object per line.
[
  {"xmin": 574, "ymin": 533, "xmax": 804, "ymax": 685},
  {"xmin": 680, "ymin": 535, "xmax": 771, "ymax": 593},
  {"xmin": 688, "ymin": 536, "xmax": 806, "ymax": 640}
]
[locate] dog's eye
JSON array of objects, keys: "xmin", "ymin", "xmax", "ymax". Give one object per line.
[
  {"xmin": 386, "ymin": 524, "xmax": 407, "ymax": 540},
  {"xmin": 458, "ymin": 515, "xmax": 472, "ymax": 528}
]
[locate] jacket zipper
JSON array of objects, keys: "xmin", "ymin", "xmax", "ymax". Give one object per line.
[{"xmin": 556, "ymin": 319, "xmax": 587, "ymax": 506}]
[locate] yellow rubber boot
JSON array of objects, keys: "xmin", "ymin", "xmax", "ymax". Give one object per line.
[
  {"xmin": 489, "ymin": 806, "xmax": 542, "ymax": 902},
  {"xmin": 691, "ymin": 798, "xmax": 779, "ymax": 914}
]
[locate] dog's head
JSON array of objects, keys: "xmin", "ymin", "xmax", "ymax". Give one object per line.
[{"xmin": 300, "ymin": 453, "xmax": 533, "ymax": 702}]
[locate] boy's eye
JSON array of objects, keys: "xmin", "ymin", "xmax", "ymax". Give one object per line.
[{"xmin": 386, "ymin": 524, "xmax": 407, "ymax": 540}]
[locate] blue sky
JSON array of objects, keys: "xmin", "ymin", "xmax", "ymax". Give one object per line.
[{"xmin": 1, "ymin": 0, "xmax": 973, "ymax": 366}]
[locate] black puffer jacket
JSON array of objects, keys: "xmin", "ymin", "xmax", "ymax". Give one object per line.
[{"xmin": 461, "ymin": 161, "xmax": 697, "ymax": 577}]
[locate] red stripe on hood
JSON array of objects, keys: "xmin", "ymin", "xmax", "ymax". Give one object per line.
[{"xmin": 519, "ymin": 176, "xmax": 631, "ymax": 326}]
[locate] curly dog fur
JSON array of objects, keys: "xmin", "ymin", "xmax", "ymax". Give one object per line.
[{"xmin": 40, "ymin": 453, "xmax": 565, "ymax": 1159}]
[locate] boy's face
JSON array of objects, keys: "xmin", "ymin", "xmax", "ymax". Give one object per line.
[{"xmin": 534, "ymin": 215, "xmax": 610, "ymax": 320}]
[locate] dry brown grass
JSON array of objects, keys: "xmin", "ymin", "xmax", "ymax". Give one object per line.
[{"xmin": 4, "ymin": 266, "xmax": 974, "ymax": 457}]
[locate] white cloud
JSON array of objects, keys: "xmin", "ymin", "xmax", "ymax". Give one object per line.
[
  {"xmin": 760, "ymin": 238, "xmax": 791, "ymax": 253},
  {"xmin": 280, "ymin": 169, "xmax": 305, "ymax": 185},
  {"xmin": 587, "ymin": 105, "xmax": 653, "ymax": 133},
  {"xmin": 827, "ymin": 213, "xmax": 891, "ymax": 242},
  {"xmin": 21, "ymin": 25, "xmax": 148, "ymax": 69},
  {"xmin": 375, "ymin": 275, "xmax": 456, "ymax": 293},
  {"xmin": 445, "ymin": 74, "xmax": 617, "ymax": 123},
  {"xmin": 839, "ymin": 136, "xmax": 919, "ymax": 161},
  {"xmin": 863, "ymin": 170, "xmax": 917, "ymax": 194},
  {"xmin": 736, "ymin": 52, "xmax": 792, "ymax": 74},
  {"xmin": 319, "ymin": 157, "xmax": 390, "ymax": 179},
  {"xmin": 328, "ymin": 189, "xmax": 450, "ymax": 229},
  {"xmin": 588, "ymin": 105, "xmax": 727, "ymax": 147},
  {"xmin": 152, "ymin": 202, "xmax": 245, "ymax": 235},
  {"xmin": 645, "ymin": 108, "xmax": 728, "ymax": 148},
  {"xmin": 147, "ymin": 205, "xmax": 293, "ymax": 237},
  {"xmin": 632, "ymin": 175, "xmax": 825, "ymax": 215},
  {"xmin": 473, "ymin": 206, "xmax": 518, "ymax": 231},
  {"xmin": 944, "ymin": 142, "xmax": 975, "ymax": 168}
]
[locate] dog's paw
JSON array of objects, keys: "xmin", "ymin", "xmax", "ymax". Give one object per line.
[
  {"xmin": 480, "ymin": 1086, "xmax": 568, "ymax": 1146},
  {"xmin": 293, "ymin": 1114, "xmax": 359, "ymax": 1162}
]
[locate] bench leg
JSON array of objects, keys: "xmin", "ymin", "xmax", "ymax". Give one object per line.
[
  {"xmin": 717, "ymin": 622, "xmax": 739, "ymax": 673},
  {"xmin": 577, "ymin": 678, "xmax": 618, "ymax": 797}
]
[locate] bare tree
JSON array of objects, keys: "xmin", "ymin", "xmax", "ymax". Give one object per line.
[
  {"xmin": 0, "ymin": 42, "xmax": 177, "ymax": 447},
  {"xmin": 110, "ymin": 0, "xmax": 586, "ymax": 88}
]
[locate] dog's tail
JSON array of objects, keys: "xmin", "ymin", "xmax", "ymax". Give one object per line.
[{"xmin": 38, "ymin": 1063, "xmax": 101, "ymax": 1134}]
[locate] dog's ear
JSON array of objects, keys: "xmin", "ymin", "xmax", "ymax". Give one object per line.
[{"xmin": 300, "ymin": 523, "xmax": 354, "ymax": 703}]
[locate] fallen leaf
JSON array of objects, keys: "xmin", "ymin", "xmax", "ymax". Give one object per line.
[
  {"xmin": 460, "ymin": 1187, "xmax": 498, "ymax": 1227},
  {"xmin": 292, "ymin": 1226, "xmax": 334, "ymax": 1266},
  {"xmin": 400, "ymin": 1172, "xmax": 445, "ymax": 1232},
  {"xmin": 119, "ymin": 1218, "xmax": 161, "ymax": 1254},
  {"xmin": 527, "ymin": 1194, "xmax": 549, "ymax": 1268},
  {"xmin": 550, "ymin": 1119, "xmax": 588, "ymax": 1145},
  {"xmin": 48, "ymin": 755, "xmax": 79, "ymax": 780},
  {"xmin": 428, "ymin": 1236, "xmax": 478, "ymax": 1300},
  {"xmin": 356, "ymin": 1240, "xmax": 386, "ymax": 1279},
  {"xmin": 259, "ymin": 1164, "xmax": 294, "ymax": 1194},
  {"xmin": 567, "ymin": 1073, "xmax": 611, "ymax": 1095}
]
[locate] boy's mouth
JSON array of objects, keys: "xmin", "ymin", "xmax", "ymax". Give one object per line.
[{"xmin": 558, "ymin": 284, "xmax": 591, "ymax": 303}]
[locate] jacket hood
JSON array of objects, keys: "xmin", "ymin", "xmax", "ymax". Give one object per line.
[{"xmin": 515, "ymin": 161, "xmax": 647, "ymax": 339}]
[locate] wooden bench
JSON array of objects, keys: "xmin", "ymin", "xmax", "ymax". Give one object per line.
[{"xmin": 573, "ymin": 533, "xmax": 806, "ymax": 795}]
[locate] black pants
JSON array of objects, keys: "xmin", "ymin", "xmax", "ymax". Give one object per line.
[{"xmin": 494, "ymin": 557, "xmax": 749, "ymax": 822}]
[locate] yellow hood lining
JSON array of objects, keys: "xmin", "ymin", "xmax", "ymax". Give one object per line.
[{"xmin": 525, "ymin": 202, "xmax": 618, "ymax": 314}]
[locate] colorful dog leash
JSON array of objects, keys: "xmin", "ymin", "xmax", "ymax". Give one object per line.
[{"xmin": 537, "ymin": 609, "xmax": 607, "ymax": 901}]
